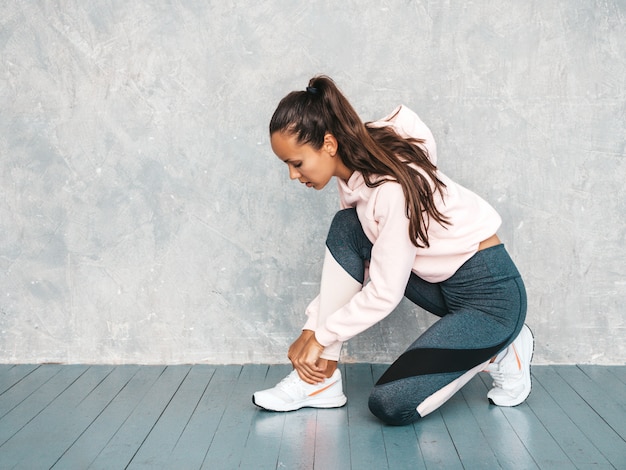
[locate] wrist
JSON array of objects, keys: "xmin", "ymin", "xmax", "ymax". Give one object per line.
[{"xmin": 310, "ymin": 334, "xmax": 325, "ymax": 351}]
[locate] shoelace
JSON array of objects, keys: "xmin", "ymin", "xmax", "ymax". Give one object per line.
[
  {"xmin": 489, "ymin": 366, "xmax": 506, "ymax": 388},
  {"xmin": 277, "ymin": 371, "xmax": 307, "ymax": 394}
]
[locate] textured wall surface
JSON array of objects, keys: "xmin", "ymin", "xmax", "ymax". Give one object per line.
[{"xmin": 1, "ymin": 1, "xmax": 624, "ymax": 365}]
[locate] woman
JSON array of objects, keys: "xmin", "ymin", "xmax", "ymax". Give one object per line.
[{"xmin": 253, "ymin": 75, "xmax": 533, "ymax": 425}]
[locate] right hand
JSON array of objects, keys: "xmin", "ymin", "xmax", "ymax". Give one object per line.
[
  {"xmin": 287, "ymin": 330, "xmax": 315, "ymax": 366},
  {"xmin": 287, "ymin": 330, "xmax": 327, "ymax": 384}
]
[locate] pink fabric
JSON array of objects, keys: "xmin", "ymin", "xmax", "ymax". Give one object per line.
[{"xmin": 308, "ymin": 105, "xmax": 502, "ymax": 347}]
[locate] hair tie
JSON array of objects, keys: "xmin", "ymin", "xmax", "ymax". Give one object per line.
[{"xmin": 306, "ymin": 86, "xmax": 319, "ymax": 95}]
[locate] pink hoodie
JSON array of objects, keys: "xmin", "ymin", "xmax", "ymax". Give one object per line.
[{"xmin": 305, "ymin": 105, "xmax": 502, "ymax": 347}]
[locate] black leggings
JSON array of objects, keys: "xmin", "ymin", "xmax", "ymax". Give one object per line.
[{"xmin": 326, "ymin": 209, "xmax": 527, "ymax": 425}]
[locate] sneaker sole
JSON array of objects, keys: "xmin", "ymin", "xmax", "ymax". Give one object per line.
[
  {"xmin": 489, "ymin": 325, "xmax": 535, "ymax": 407},
  {"xmin": 252, "ymin": 394, "xmax": 347, "ymax": 412}
]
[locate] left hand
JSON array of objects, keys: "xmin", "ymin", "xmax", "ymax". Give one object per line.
[{"xmin": 291, "ymin": 334, "xmax": 327, "ymax": 384}]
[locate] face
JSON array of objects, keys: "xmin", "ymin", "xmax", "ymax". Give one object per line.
[{"xmin": 271, "ymin": 132, "xmax": 351, "ymax": 190}]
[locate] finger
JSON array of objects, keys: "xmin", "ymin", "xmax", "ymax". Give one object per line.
[
  {"xmin": 295, "ymin": 358, "xmax": 325, "ymax": 383},
  {"xmin": 294, "ymin": 365, "xmax": 319, "ymax": 384},
  {"xmin": 302, "ymin": 364, "xmax": 326, "ymax": 383}
]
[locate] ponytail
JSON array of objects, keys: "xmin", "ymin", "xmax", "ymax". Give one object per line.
[{"xmin": 269, "ymin": 75, "xmax": 449, "ymax": 248}]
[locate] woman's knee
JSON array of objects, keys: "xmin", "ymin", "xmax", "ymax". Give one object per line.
[
  {"xmin": 325, "ymin": 209, "xmax": 372, "ymax": 284},
  {"xmin": 326, "ymin": 208, "xmax": 361, "ymax": 247},
  {"xmin": 368, "ymin": 384, "xmax": 421, "ymax": 426}
]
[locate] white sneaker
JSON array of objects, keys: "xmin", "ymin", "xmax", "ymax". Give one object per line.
[
  {"xmin": 252, "ymin": 369, "xmax": 347, "ymax": 412},
  {"xmin": 486, "ymin": 324, "xmax": 534, "ymax": 407}
]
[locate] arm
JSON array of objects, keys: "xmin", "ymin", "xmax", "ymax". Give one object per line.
[{"xmin": 315, "ymin": 183, "xmax": 418, "ymax": 346}]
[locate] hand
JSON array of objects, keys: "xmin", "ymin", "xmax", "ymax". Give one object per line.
[
  {"xmin": 287, "ymin": 330, "xmax": 315, "ymax": 364},
  {"xmin": 288, "ymin": 332, "xmax": 327, "ymax": 384}
]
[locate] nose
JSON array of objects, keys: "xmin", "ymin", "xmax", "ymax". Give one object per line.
[{"xmin": 288, "ymin": 165, "xmax": 301, "ymax": 180}]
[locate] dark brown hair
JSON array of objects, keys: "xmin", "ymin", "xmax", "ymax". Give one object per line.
[{"xmin": 269, "ymin": 75, "xmax": 449, "ymax": 248}]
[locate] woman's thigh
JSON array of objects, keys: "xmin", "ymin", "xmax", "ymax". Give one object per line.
[{"xmin": 404, "ymin": 272, "xmax": 449, "ymax": 317}]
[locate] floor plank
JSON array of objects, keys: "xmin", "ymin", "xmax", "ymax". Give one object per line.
[
  {"xmin": 240, "ymin": 364, "xmax": 289, "ymax": 470},
  {"xmin": 127, "ymin": 365, "xmax": 217, "ymax": 469},
  {"xmin": 439, "ymin": 377, "xmax": 502, "ymax": 469},
  {"xmin": 477, "ymin": 372, "xmax": 575, "ymax": 469},
  {"xmin": 530, "ymin": 366, "xmax": 614, "ymax": 469},
  {"xmin": 345, "ymin": 363, "xmax": 388, "ymax": 470},
  {"xmin": 462, "ymin": 374, "xmax": 539, "ymax": 469},
  {"xmin": 52, "ymin": 365, "xmax": 161, "ymax": 469},
  {"xmin": 276, "ymin": 408, "xmax": 318, "ymax": 469},
  {"xmin": 88, "ymin": 365, "xmax": 191, "ymax": 469},
  {"xmin": 312, "ymin": 364, "xmax": 351, "ymax": 470},
  {"xmin": 0, "ymin": 364, "xmax": 623, "ymax": 469},
  {"xmin": 0, "ymin": 365, "xmax": 85, "ymax": 447},
  {"xmin": 605, "ymin": 365, "xmax": 626, "ymax": 385},
  {"xmin": 414, "ymin": 408, "xmax": 464, "ymax": 469},
  {"xmin": 534, "ymin": 365, "xmax": 626, "ymax": 468},
  {"xmin": 165, "ymin": 365, "xmax": 241, "ymax": 469},
  {"xmin": 0, "ymin": 364, "xmax": 66, "ymax": 422},
  {"xmin": 555, "ymin": 365, "xmax": 626, "ymax": 440},
  {"xmin": 0, "ymin": 364, "xmax": 39, "ymax": 395},
  {"xmin": 1, "ymin": 365, "xmax": 112, "ymax": 469},
  {"xmin": 577, "ymin": 365, "xmax": 626, "ymax": 407},
  {"xmin": 200, "ymin": 364, "xmax": 267, "ymax": 469}
]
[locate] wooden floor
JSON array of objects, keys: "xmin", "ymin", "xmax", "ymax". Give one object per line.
[{"xmin": 0, "ymin": 364, "xmax": 624, "ymax": 469}]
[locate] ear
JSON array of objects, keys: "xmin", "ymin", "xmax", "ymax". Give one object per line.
[{"xmin": 323, "ymin": 133, "xmax": 338, "ymax": 156}]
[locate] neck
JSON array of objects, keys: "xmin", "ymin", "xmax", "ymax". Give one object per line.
[{"xmin": 335, "ymin": 161, "xmax": 353, "ymax": 183}]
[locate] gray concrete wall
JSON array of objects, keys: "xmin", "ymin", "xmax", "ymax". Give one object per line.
[{"xmin": 1, "ymin": 1, "xmax": 624, "ymax": 365}]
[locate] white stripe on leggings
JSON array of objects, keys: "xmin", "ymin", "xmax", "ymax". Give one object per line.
[{"xmin": 416, "ymin": 359, "xmax": 492, "ymax": 417}]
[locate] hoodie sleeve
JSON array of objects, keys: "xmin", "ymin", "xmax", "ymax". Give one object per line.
[
  {"xmin": 302, "ymin": 295, "xmax": 320, "ymax": 331},
  {"xmin": 314, "ymin": 182, "xmax": 418, "ymax": 346}
]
